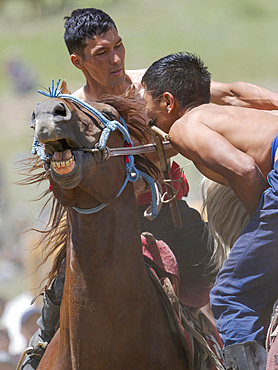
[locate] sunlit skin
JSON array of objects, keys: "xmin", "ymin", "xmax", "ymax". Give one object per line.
[
  {"xmin": 69, "ymin": 27, "xmax": 278, "ymax": 214},
  {"xmin": 143, "ymin": 90, "xmax": 183, "ymax": 133},
  {"xmin": 70, "ymin": 30, "xmax": 173, "ymax": 184},
  {"xmin": 142, "ymin": 87, "xmax": 278, "ymax": 215},
  {"xmin": 71, "ymin": 27, "xmax": 134, "ymax": 100}
]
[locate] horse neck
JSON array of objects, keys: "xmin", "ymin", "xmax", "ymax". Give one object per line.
[
  {"xmin": 55, "ymin": 185, "xmax": 189, "ymax": 370},
  {"xmin": 63, "ymin": 183, "xmax": 149, "ymax": 310}
]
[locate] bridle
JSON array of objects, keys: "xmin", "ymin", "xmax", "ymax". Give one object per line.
[
  {"xmin": 33, "ymin": 80, "xmax": 169, "ymax": 217},
  {"xmin": 74, "ymin": 141, "xmax": 172, "ymax": 160}
]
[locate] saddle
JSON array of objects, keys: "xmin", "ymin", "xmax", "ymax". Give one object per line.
[{"xmin": 142, "ymin": 232, "xmax": 224, "ymax": 370}]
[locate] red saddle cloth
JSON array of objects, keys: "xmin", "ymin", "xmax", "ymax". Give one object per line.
[
  {"xmin": 137, "ymin": 161, "xmax": 189, "ymax": 206},
  {"xmin": 141, "ymin": 234, "xmax": 179, "ymax": 279},
  {"xmin": 141, "ymin": 233, "xmax": 224, "ymax": 369}
]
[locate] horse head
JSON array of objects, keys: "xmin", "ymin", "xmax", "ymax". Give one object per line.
[{"xmin": 30, "ymin": 80, "xmax": 130, "ymax": 210}]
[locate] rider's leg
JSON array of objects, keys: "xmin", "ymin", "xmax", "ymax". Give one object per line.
[
  {"xmin": 19, "ymin": 259, "xmax": 65, "ymax": 370},
  {"xmin": 211, "ymin": 162, "xmax": 278, "ymax": 358}
]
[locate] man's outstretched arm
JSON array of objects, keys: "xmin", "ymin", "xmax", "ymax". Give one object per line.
[
  {"xmin": 169, "ymin": 119, "xmax": 268, "ymax": 215},
  {"xmin": 210, "ymin": 81, "xmax": 278, "ymax": 110}
]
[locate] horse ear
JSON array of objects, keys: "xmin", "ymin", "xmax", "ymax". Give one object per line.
[{"xmin": 61, "ymin": 79, "xmax": 71, "ymax": 94}]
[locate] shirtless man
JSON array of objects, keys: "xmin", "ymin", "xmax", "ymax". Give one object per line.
[
  {"xmin": 20, "ymin": 8, "xmax": 278, "ymax": 370},
  {"xmin": 141, "ymin": 51, "xmax": 278, "ymax": 369},
  {"xmin": 64, "ymin": 8, "xmax": 278, "ymax": 311},
  {"xmin": 64, "ymin": 7, "xmax": 222, "ymax": 308},
  {"xmin": 20, "ymin": 10, "xmax": 210, "ymax": 370}
]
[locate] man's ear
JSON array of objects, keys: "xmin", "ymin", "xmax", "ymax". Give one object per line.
[
  {"xmin": 163, "ymin": 92, "xmax": 175, "ymax": 113},
  {"xmin": 71, "ymin": 54, "xmax": 83, "ymax": 70}
]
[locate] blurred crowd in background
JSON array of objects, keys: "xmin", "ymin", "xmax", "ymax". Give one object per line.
[
  {"xmin": 1, "ymin": 0, "xmax": 278, "ymax": 368},
  {"xmin": 0, "ymin": 296, "xmax": 41, "ymax": 369}
]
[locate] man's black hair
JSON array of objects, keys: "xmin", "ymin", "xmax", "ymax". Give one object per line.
[
  {"xmin": 64, "ymin": 8, "xmax": 117, "ymax": 56},
  {"xmin": 142, "ymin": 52, "xmax": 211, "ymax": 108}
]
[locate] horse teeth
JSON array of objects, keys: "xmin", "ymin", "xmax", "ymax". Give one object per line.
[{"xmin": 51, "ymin": 156, "xmax": 74, "ymax": 170}]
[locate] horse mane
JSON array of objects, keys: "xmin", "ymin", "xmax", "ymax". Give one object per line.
[
  {"xmin": 19, "ymin": 92, "xmax": 159, "ymax": 289},
  {"xmin": 96, "ymin": 90, "xmax": 159, "ymax": 180},
  {"xmin": 201, "ymin": 177, "xmax": 250, "ymax": 271},
  {"xmin": 97, "ymin": 87, "xmax": 150, "ymax": 145}
]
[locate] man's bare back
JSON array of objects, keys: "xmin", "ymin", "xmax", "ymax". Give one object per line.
[
  {"xmin": 141, "ymin": 52, "xmax": 278, "ymax": 214},
  {"xmin": 170, "ymin": 104, "xmax": 278, "ymax": 182},
  {"xmin": 165, "ymin": 103, "xmax": 278, "ymax": 214}
]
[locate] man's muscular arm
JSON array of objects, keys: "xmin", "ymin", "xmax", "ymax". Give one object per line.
[
  {"xmin": 210, "ymin": 81, "xmax": 278, "ymax": 110},
  {"xmin": 169, "ymin": 117, "xmax": 268, "ymax": 215}
]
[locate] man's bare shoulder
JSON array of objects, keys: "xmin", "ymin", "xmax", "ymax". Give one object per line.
[
  {"xmin": 180, "ymin": 103, "xmax": 218, "ymax": 123},
  {"xmin": 186, "ymin": 102, "xmax": 262, "ymax": 119},
  {"xmin": 176, "ymin": 103, "xmax": 247, "ymax": 130},
  {"xmin": 126, "ymin": 69, "xmax": 146, "ymax": 95},
  {"xmin": 126, "ymin": 69, "xmax": 146, "ymax": 84},
  {"xmin": 179, "ymin": 102, "xmax": 278, "ymax": 136},
  {"xmin": 72, "ymin": 86, "xmax": 86, "ymax": 100}
]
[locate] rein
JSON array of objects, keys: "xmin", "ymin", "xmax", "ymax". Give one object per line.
[
  {"xmin": 74, "ymin": 141, "xmax": 172, "ymax": 159},
  {"xmin": 33, "ymin": 80, "xmax": 163, "ymax": 217}
]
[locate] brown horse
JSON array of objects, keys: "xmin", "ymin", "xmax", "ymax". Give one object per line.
[{"xmin": 26, "ymin": 80, "xmax": 222, "ymax": 369}]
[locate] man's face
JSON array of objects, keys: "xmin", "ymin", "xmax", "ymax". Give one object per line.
[
  {"xmin": 143, "ymin": 90, "xmax": 170, "ymax": 133},
  {"xmin": 81, "ymin": 27, "xmax": 126, "ymax": 89}
]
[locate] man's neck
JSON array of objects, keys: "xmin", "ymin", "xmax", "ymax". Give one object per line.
[{"xmin": 79, "ymin": 74, "xmax": 133, "ymax": 101}]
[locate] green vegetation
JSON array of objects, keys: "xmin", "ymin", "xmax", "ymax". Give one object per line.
[
  {"xmin": 0, "ymin": 0, "xmax": 278, "ymax": 298},
  {"xmin": 1, "ymin": 0, "xmax": 278, "ymax": 206},
  {"xmin": 1, "ymin": 0, "xmax": 278, "ymax": 94}
]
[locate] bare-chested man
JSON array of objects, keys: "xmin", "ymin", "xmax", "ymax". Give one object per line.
[
  {"xmin": 20, "ymin": 8, "xmax": 278, "ymax": 370},
  {"xmin": 63, "ymin": 9, "xmax": 214, "ymax": 305},
  {"xmin": 142, "ymin": 51, "xmax": 278, "ymax": 369}
]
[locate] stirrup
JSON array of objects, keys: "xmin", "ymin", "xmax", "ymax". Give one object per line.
[{"xmin": 16, "ymin": 341, "xmax": 48, "ymax": 370}]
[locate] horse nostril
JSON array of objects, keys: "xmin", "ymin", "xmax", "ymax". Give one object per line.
[{"xmin": 54, "ymin": 102, "xmax": 68, "ymax": 117}]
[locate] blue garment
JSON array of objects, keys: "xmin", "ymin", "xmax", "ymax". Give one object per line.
[
  {"xmin": 271, "ymin": 133, "xmax": 278, "ymax": 170},
  {"xmin": 210, "ymin": 159, "xmax": 278, "ymax": 346}
]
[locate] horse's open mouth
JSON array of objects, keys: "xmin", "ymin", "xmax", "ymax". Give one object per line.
[
  {"xmin": 43, "ymin": 139, "xmax": 78, "ymax": 176},
  {"xmin": 44, "ymin": 139, "xmax": 84, "ymax": 189},
  {"xmin": 51, "ymin": 149, "xmax": 75, "ymax": 175}
]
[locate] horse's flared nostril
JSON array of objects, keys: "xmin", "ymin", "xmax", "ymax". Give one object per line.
[{"xmin": 54, "ymin": 102, "xmax": 69, "ymax": 118}]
